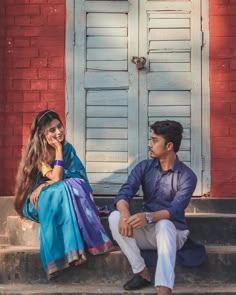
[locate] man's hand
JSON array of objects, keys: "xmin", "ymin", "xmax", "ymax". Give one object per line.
[
  {"xmin": 119, "ymin": 213, "xmax": 133, "ymax": 237},
  {"xmin": 126, "ymin": 213, "xmax": 147, "ymax": 229}
]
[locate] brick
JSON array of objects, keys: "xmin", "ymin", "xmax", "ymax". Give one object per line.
[
  {"xmin": 212, "ymin": 171, "xmax": 235, "ymax": 185},
  {"xmin": 210, "ymin": 81, "xmax": 229, "ymax": 91},
  {"xmin": 30, "ymin": 0, "xmax": 47, "ymax": 3},
  {"xmin": 31, "ymin": 36, "xmax": 64, "ymax": 47},
  {"xmin": 39, "ymin": 68, "xmax": 64, "ymax": 79},
  {"xmin": 231, "ymin": 103, "xmax": 236, "ymax": 113},
  {"xmin": 14, "ymin": 38, "xmax": 30, "ymax": 48},
  {"xmin": 0, "ymin": 125, "xmax": 14, "ymax": 135},
  {"xmin": 39, "ymin": 46, "xmax": 64, "ymax": 57},
  {"xmin": 47, "ymin": 101, "xmax": 65, "ymax": 112},
  {"xmin": 22, "ymin": 101, "xmax": 47, "ymax": 112},
  {"xmin": 211, "ymin": 60, "xmax": 230, "ymax": 72},
  {"xmin": 12, "ymin": 79, "xmax": 31, "ymax": 90},
  {"xmin": 211, "ymin": 183, "xmax": 236, "ymax": 197},
  {"xmin": 229, "ymin": 82, "xmax": 236, "ymax": 90},
  {"xmin": 8, "ymin": 68, "xmax": 38, "ymax": 79},
  {"xmin": 40, "ymin": 91, "xmax": 63, "ymax": 102},
  {"xmin": 7, "ymin": 135, "xmax": 23, "ymax": 146},
  {"xmin": 23, "ymin": 91, "xmax": 40, "ymax": 102},
  {"xmin": 48, "ymin": 0, "xmax": 64, "ymax": 3},
  {"xmin": 212, "ymin": 71, "xmax": 236, "ymax": 82},
  {"xmin": 212, "ymin": 147, "xmax": 236, "ymax": 159},
  {"xmin": 7, "ymin": 91, "xmax": 24, "ymax": 102},
  {"xmin": 12, "ymin": 48, "xmax": 39, "ymax": 58},
  {"xmin": 30, "ymin": 15, "xmax": 47, "ymax": 26},
  {"xmin": 12, "ymin": 57, "xmax": 30, "ymax": 68},
  {"xmin": 15, "ymin": 0, "xmax": 30, "ymax": 3},
  {"xmin": 230, "ymin": 126, "xmax": 236, "ymax": 135},
  {"xmin": 31, "ymin": 57, "xmax": 47, "ymax": 67},
  {"xmin": 6, "ymin": 114, "xmax": 23, "ymax": 126},
  {"xmin": 47, "ymin": 15, "xmax": 65, "ymax": 26},
  {"xmin": 31, "ymin": 80, "xmax": 48, "ymax": 90},
  {"xmin": 49, "ymin": 79, "xmax": 64, "ymax": 90},
  {"xmin": 41, "ymin": 4, "xmax": 65, "ymax": 17},
  {"xmin": 212, "ymin": 136, "xmax": 236, "ymax": 147},
  {"xmin": 48, "ymin": 56, "xmax": 64, "ymax": 67},
  {"xmin": 211, "ymin": 125, "xmax": 230, "ymax": 136},
  {"xmin": 14, "ymin": 16, "xmax": 31, "ymax": 26},
  {"xmin": 7, "ymin": 5, "xmax": 40, "ymax": 16},
  {"xmin": 211, "ymin": 91, "xmax": 236, "ymax": 102},
  {"xmin": 211, "ymin": 0, "xmax": 229, "ymax": 4},
  {"xmin": 210, "ymin": 4, "xmax": 236, "ymax": 15},
  {"xmin": 23, "ymin": 112, "xmax": 37, "ymax": 124},
  {"xmin": 230, "ymin": 59, "xmax": 236, "ymax": 69},
  {"xmin": 6, "ymin": 16, "xmax": 14, "ymax": 26}
]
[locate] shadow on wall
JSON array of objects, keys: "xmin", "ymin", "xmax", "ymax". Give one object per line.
[
  {"xmin": 0, "ymin": 1, "xmax": 7, "ymax": 194},
  {"xmin": 0, "ymin": 0, "xmax": 25, "ymax": 196}
]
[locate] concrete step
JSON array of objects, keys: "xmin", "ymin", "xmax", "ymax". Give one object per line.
[
  {"xmin": 0, "ymin": 245, "xmax": 236, "ymax": 285},
  {"xmin": 7, "ymin": 213, "xmax": 236, "ymax": 247},
  {"xmin": 0, "ymin": 283, "xmax": 236, "ymax": 295}
]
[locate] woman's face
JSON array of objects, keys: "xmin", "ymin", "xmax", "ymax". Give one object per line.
[{"xmin": 44, "ymin": 119, "xmax": 65, "ymax": 143}]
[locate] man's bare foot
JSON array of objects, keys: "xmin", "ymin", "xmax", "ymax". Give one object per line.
[
  {"xmin": 158, "ymin": 286, "xmax": 171, "ymax": 295},
  {"xmin": 138, "ymin": 266, "xmax": 151, "ymax": 282}
]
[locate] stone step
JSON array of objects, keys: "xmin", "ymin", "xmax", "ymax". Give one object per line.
[
  {"xmin": 0, "ymin": 245, "xmax": 236, "ymax": 285},
  {"xmin": 0, "ymin": 234, "xmax": 9, "ymax": 244},
  {"xmin": 7, "ymin": 212, "xmax": 236, "ymax": 247},
  {"xmin": 0, "ymin": 283, "xmax": 236, "ymax": 295}
]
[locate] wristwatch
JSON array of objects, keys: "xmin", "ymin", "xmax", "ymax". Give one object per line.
[{"xmin": 145, "ymin": 212, "xmax": 153, "ymax": 224}]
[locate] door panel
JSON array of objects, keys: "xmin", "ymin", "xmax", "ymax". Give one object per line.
[
  {"xmin": 74, "ymin": 0, "xmax": 138, "ymax": 195},
  {"xmin": 139, "ymin": 0, "xmax": 202, "ymax": 195}
]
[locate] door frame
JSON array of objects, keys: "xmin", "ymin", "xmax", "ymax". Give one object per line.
[{"xmin": 65, "ymin": 0, "xmax": 210, "ymax": 196}]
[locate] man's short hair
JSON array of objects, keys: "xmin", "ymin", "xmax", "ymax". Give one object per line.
[{"xmin": 150, "ymin": 120, "xmax": 183, "ymax": 152}]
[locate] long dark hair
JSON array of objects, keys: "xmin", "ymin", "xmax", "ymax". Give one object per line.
[{"xmin": 14, "ymin": 110, "xmax": 63, "ymax": 217}]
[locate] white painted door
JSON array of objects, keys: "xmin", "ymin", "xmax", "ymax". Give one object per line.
[{"xmin": 68, "ymin": 0, "xmax": 205, "ymax": 195}]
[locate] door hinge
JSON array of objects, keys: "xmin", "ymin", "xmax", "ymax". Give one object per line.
[
  {"xmin": 73, "ymin": 31, "xmax": 76, "ymax": 46},
  {"xmin": 202, "ymin": 155, "xmax": 205, "ymax": 172},
  {"xmin": 201, "ymin": 31, "xmax": 205, "ymax": 48}
]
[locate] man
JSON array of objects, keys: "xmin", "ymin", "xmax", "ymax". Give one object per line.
[{"xmin": 109, "ymin": 120, "xmax": 197, "ymax": 295}]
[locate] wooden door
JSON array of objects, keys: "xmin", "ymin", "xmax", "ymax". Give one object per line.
[{"xmin": 71, "ymin": 0, "xmax": 203, "ymax": 195}]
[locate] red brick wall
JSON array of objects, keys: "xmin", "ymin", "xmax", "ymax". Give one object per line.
[
  {"xmin": 1, "ymin": 1, "xmax": 236, "ymax": 197},
  {"xmin": 210, "ymin": 1, "xmax": 236, "ymax": 197},
  {"xmin": 1, "ymin": 0, "xmax": 65, "ymax": 195}
]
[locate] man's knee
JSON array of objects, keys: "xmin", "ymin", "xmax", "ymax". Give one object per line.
[
  {"xmin": 155, "ymin": 219, "xmax": 176, "ymax": 236},
  {"xmin": 108, "ymin": 210, "xmax": 120, "ymax": 232}
]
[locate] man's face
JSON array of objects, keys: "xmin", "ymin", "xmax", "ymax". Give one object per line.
[{"xmin": 148, "ymin": 132, "xmax": 170, "ymax": 158}]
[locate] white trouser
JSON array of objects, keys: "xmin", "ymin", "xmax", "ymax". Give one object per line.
[{"xmin": 108, "ymin": 210, "xmax": 189, "ymax": 290}]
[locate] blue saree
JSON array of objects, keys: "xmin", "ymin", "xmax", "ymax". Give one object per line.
[{"xmin": 22, "ymin": 143, "xmax": 114, "ymax": 279}]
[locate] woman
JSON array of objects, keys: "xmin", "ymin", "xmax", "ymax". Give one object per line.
[{"xmin": 14, "ymin": 110, "xmax": 114, "ymax": 279}]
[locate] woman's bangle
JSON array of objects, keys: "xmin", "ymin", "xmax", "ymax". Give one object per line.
[{"xmin": 53, "ymin": 160, "xmax": 64, "ymax": 167}]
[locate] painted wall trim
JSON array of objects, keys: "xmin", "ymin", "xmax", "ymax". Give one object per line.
[
  {"xmin": 65, "ymin": 0, "xmax": 75, "ymax": 145},
  {"xmin": 201, "ymin": 0, "xmax": 211, "ymax": 195}
]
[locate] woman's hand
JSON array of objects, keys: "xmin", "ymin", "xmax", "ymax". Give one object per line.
[
  {"xmin": 30, "ymin": 183, "xmax": 46, "ymax": 207},
  {"xmin": 46, "ymin": 135, "xmax": 62, "ymax": 150}
]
